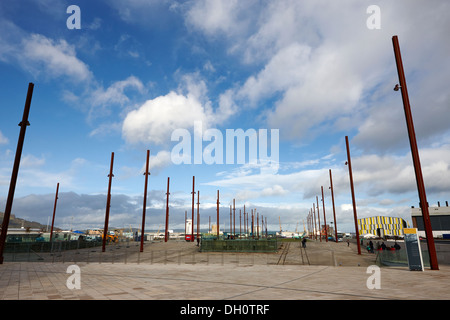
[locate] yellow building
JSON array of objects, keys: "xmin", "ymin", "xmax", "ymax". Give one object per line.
[{"xmin": 358, "ymin": 216, "xmax": 409, "ymax": 237}]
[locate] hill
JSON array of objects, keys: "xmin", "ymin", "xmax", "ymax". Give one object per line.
[{"xmin": 0, "ymin": 212, "xmax": 59, "ymax": 231}]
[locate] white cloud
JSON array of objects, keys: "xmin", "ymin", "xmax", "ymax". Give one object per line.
[
  {"xmin": 0, "ymin": 20, "xmax": 92, "ymax": 82},
  {"xmin": 0, "ymin": 131, "xmax": 8, "ymax": 145},
  {"xmin": 122, "ymin": 73, "xmax": 237, "ymax": 146},
  {"xmin": 184, "ymin": 0, "xmax": 256, "ymax": 37},
  {"xmin": 86, "ymin": 76, "xmax": 145, "ymax": 121},
  {"xmin": 122, "ymin": 91, "xmax": 209, "ymax": 145},
  {"xmin": 21, "ymin": 34, "xmax": 93, "ymax": 82}
]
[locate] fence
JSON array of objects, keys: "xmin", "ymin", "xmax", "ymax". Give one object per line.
[
  {"xmin": 1, "ymin": 240, "xmax": 282, "ymax": 265},
  {"xmin": 200, "ymin": 239, "xmax": 278, "ymax": 252}
]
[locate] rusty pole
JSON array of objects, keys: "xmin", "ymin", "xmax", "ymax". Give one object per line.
[
  {"xmin": 191, "ymin": 176, "xmax": 195, "ymax": 242},
  {"xmin": 233, "ymin": 199, "xmax": 236, "ymax": 238},
  {"xmin": 230, "ymin": 205, "xmax": 232, "ymax": 235},
  {"xmin": 165, "ymin": 177, "xmax": 170, "ymax": 242},
  {"xmin": 250, "ymin": 209, "xmax": 255, "ymax": 239},
  {"xmin": 265, "ymin": 217, "xmax": 268, "ymax": 238},
  {"xmin": 313, "ymin": 205, "xmax": 317, "ymax": 240},
  {"xmin": 257, "ymin": 212, "xmax": 259, "ymax": 239},
  {"xmin": 329, "ymin": 169, "xmax": 338, "ymax": 242},
  {"xmin": 102, "ymin": 152, "xmax": 114, "ymax": 253},
  {"xmin": 321, "ymin": 186, "xmax": 328, "ymax": 242},
  {"xmin": 197, "ymin": 190, "xmax": 200, "ymax": 244},
  {"xmin": 345, "ymin": 136, "xmax": 361, "ymax": 255},
  {"xmin": 261, "ymin": 214, "xmax": 264, "ymax": 239},
  {"xmin": 239, "ymin": 209, "xmax": 242, "ymax": 238},
  {"xmin": 0, "ymin": 83, "xmax": 34, "ymax": 264},
  {"xmin": 216, "ymin": 190, "xmax": 220, "ymax": 238},
  {"xmin": 392, "ymin": 35, "xmax": 438, "ymax": 270},
  {"xmin": 316, "ymin": 196, "xmax": 321, "ymax": 242},
  {"xmin": 140, "ymin": 150, "xmax": 150, "ymax": 252},
  {"xmin": 243, "ymin": 205, "xmax": 246, "ymax": 237},
  {"xmin": 49, "ymin": 182, "xmax": 60, "ymax": 243}
]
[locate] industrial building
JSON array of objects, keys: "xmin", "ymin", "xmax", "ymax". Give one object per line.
[
  {"xmin": 411, "ymin": 201, "xmax": 450, "ymax": 238},
  {"xmin": 358, "ymin": 216, "xmax": 409, "ymax": 238}
]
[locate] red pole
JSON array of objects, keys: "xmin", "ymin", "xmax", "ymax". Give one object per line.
[
  {"xmin": 165, "ymin": 177, "xmax": 170, "ymax": 242},
  {"xmin": 140, "ymin": 150, "xmax": 150, "ymax": 252},
  {"xmin": 102, "ymin": 152, "xmax": 114, "ymax": 253},
  {"xmin": 329, "ymin": 169, "xmax": 338, "ymax": 242},
  {"xmin": 257, "ymin": 212, "xmax": 259, "ymax": 239},
  {"xmin": 239, "ymin": 209, "xmax": 242, "ymax": 238},
  {"xmin": 265, "ymin": 217, "xmax": 267, "ymax": 238},
  {"xmin": 233, "ymin": 199, "xmax": 236, "ymax": 238},
  {"xmin": 313, "ymin": 205, "xmax": 317, "ymax": 240},
  {"xmin": 345, "ymin": 136, "xmax": 361, "ymax": 255},
  {"xmin": 230, "ymin": 205, "xmax": 232, "ymax": 235},
  {"xmin": 392, "ymin": 35, "xmax": 438, "ymax": 270},
  {"xmin": 321, "ymin": 186, "xmax": 328, "ymax": 242},
  {"xmin": 191, "ymin": 176, "xmax": 195, "ymax": 242},
  {"xmin": 197, "ymin": 190, "xmax": 200, "ymax": 244},
  {"xmin": 49, "ymin": 182, "xmax": 59, "ymax": 243},
  {"xmin": 251, "ymin": 209, "xmax": 255, "ymax": 239},
  {"xmin": 316, "ymin": 196, "xmax": 321, "ymax": 242},
  {"xmin": 216, "ymin": 190, "xmax": 220, "ymax": 238},
  {"xmin": 0, "ymin": 83, "xmax": 34, "ymax": 264},
  {"xmin": 243, "ymin": 205, "xmax": 246, "ymax": 237}
]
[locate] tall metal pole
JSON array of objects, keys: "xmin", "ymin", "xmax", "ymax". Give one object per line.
[
  {"xmin": 233, "ymin": 199, "xmax": 236, "ymax": 238},
  {"xmin": 49, "ymin": 182, "xmax": 59, "ymax": 243},
  {"xmin": 230, "ymin": 205, "xmax": 232, "ymax": 235},
  {"xmin": 316, "ymin": 196, "xmax": 321, "ymax": 242},
  {"xmin": 251, "ymin": 209, "xmax": 255, "ymax": 239},
  {"xmin": 243, "ymin": 205, "xmax": 246, "ymax": 237},
  {"xmin": 329, "ymin": 169, "xmax": 338, "ymax": 242},
  {"xmin": 345, "ymin": 136, "xmax": 361, "ymax": 255},
  {"xmin": 239, "ymin": 209, "xmax": 242, "ymax": 238},
  {"xmin": 165, "ymin": 177, "xmax": 170, "ymax": 242},
  {"xmin": 191, "ymin": 176, "xmax": 195, "ymax": 242},
  {"xmin": 140, "ymin": 150, "xmax": 150, "ymax": 252},
  {"xmin": 102, "ymin": 152, "xmax": 114, "ymax": 253},
  {"xmin": 257, "ymin": 212, "xmax": 259, "ymax": 239},
  {"xmin": 313, "ymin": 205, "xmax": 317, "ymax": 240},
  {"xmin": 265, "ymin": 217, "xmax": 268, "ymax": 238},
  {"xmin": 0, "ymin": 83, "xmax": 34, "ymax": 264},
  {"xmin": 392, "ymin": 35, "xmax": 438, "ymax": 270},
  {"xmin": 216, "ymin": 190, "xmax": 220, "ymax": 238},
  {"xmin": 197, "ymin": 190, "xmax": 200, "ymax": 244},
  {"xmin": 321, "ymin": 186, "xmax": 328, "ymax": 242}
]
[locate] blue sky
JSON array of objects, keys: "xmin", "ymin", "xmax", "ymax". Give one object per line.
[{"xmin": 1, "ymin": 0, "xmax": 449, "ymax": 233}]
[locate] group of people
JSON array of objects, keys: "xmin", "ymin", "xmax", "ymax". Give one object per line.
[{"xmin": 363, "ymin": 239, "xmax": 401, "ymax": 253}]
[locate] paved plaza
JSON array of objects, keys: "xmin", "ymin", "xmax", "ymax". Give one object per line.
[{"xmin": 1, "ymin": 240, "xmax": 449, "ymax": 302}]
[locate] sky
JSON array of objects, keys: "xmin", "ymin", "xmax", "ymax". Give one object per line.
[{"xmin": 0, "ymin": 0, "xmax": 449, "ymax": 233}]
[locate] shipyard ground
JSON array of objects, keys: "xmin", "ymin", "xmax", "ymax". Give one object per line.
[{"xmin": 1, "ymin": 240, "xmax": 449, "ymax": 303}]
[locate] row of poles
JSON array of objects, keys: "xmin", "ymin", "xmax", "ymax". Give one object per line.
[
  {"xmin": 306, "ymin": 137, "xmax": 360, "ymax": 254},
  {"xmin": 305, "ymin": 36, "xmax": 439, "ymax": 270},
  {"xmin": 0, "ymin": 36, "xmax": 439, "ymax": 269}
]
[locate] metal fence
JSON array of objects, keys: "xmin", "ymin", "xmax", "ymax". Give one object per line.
[
  {"xmin": 200, "ymin": 239, "xmax": 278, "ymax": 252},
  {"xmin": 1, "ymin": 240, "xmax": 282, "ymax": 265}
]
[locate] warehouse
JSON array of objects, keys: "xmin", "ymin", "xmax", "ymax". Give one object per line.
[{"xmin": 411, "ymin": 201, "xmax": 450, "ymax": 238}]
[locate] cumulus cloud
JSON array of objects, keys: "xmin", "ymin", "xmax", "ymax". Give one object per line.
[
  {"xmin": 0, "ymin": 20, "xmax": 92, "ymax": 83},
  {"xmin": 122, "ymin": 73, "xmax": 237, "ymax": 146}
]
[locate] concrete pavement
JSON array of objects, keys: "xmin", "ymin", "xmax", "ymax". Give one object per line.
[{"xmin": 1, "ymin": 240, "xmax": 449, "ymax": 302}]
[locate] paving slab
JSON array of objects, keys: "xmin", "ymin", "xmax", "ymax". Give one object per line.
[{"xmin": 1, "ymin": 240, "xmax": 449, "ymax": 305}]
